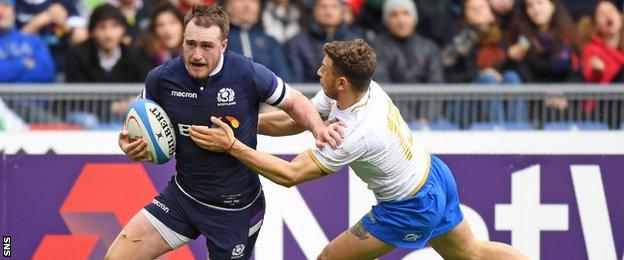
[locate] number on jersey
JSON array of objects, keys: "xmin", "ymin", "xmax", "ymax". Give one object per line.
[{"xmin": 386, "ymin": 100, "xmax": 414, "ymax": 160}]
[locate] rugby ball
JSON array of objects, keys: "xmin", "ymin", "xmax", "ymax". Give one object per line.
[{"xmin": 125, "ymin": 99, "xmax": 176, "ymax": 164}]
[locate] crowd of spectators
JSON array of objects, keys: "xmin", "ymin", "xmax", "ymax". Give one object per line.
[{"xmin": 1, "ymin": 0, "xmax": 624, "ymax": 129}]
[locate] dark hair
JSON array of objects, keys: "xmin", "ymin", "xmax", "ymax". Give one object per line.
[
  {"xmin": 139, "ymin": 3, "xmax": 184, "ymax": 57},
  {"xmin": 591, "ymin": 0, "xmax": 624, "ymax": 50},
  {"xmin": 183, "ymin": 3, "xmax": 230, "ymax": 40},
  {"xmin": 149, "ymin": 3, "xmax": 184, "ymax": 35},
  {"xmin": 510, "ymin": 0, "xmax": 576, "ymax": 58},
  {"xmin": 461, "ymin": 0, "xmax": 503, "ymax": 45},
  {"xmin": 323, "ymin": 39, "xmax": 376, "ymax": 91},
  {"xmin": 88, "ymin": 4, "xmax": 127, "ymax": 32}
]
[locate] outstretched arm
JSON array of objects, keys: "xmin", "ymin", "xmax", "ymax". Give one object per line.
[
  {"xmin": 275, "ymin": 87, "xmax": 339, "ymax": 148},
  {"xmin": 257, "ymin": 110, "xmax": 306, "ymax": 136},
  {"xmin": 262, "ymin": 88, "xmax": 344, "ymax": 148},
  {"xmin": 190, "ymin": 117, "xmax": 329, "ymax": 187}
]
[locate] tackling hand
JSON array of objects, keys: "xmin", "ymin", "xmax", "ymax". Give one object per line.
[
  {"xmin": 189, "ymin": 116, "xmax": 237, "ymax": 153},
  {"xmin": 315, "ymin": 120, "xmax": 347, "ymax": 149}
]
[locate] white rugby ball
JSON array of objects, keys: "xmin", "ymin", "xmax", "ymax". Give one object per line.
[{"xmin": 125, "ymin": 99, "xmax": 176, "ymax": 164}]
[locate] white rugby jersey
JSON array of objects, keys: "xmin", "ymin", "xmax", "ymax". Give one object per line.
[{"xmin": 308, "ymin": 81, "xmax": 430, "ymax": 202}]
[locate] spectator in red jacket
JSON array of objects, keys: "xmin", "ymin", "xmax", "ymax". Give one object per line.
[
  {"xmin": 581, "ymin": 0, "xmax": 624, "ymax": 84},
  {"xmin": 578, "ymin": 0, "xmax": 624, "ymax": 126}
]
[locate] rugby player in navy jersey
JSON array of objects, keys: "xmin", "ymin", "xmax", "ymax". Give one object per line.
[
  {"xmin": 105, "ymin": 4, "xmax": 341, "ymax": 260},
  {"xmin": 195, "ymin": 39, "xmax": 528, "ymax": 260}
]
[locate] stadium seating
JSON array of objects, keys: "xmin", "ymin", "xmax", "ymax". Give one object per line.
[
  {"xmin": 409, "ymin": 120, "xmax": 460, "ymax": 131},
  {"xmin": 543, "ymin": 121, "xmax": 610, "ymax": 131},
  {"xmin": 469, "ymin": 121, "xmax": 535, "ymax": 131}
]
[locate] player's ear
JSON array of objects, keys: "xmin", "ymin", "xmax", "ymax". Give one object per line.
[
  {"xmin": 221, "ymin": 39, "xmax": 228, "ymax": 53},
  {"xmin": 338, "ymin": 76, "xmax": 349, "ymax": 91}
]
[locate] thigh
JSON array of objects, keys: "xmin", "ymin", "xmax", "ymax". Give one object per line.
[
  {"xmin": 428, "ymin": 220, "xmax": 477, "ymax": 259},
  {"xmin": 105, "ymin": 211, "xmax": 173, "ymax": 260},
  {"xmin": 319, "ymin": 220, "xmax": 395, "ymax": 260},
  {"xmin": 200, "ymin": 192, "xmax": 266, "ymax": 260}
]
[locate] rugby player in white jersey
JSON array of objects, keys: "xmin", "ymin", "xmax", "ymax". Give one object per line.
[{"xmin": 189, "ymin": 39, "xmax": 528, "ymax": 259}]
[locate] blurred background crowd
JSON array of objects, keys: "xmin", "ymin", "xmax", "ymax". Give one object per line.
[{"xmin": 1, "ymin": 0, "xmax": 624, "ymax": 131}]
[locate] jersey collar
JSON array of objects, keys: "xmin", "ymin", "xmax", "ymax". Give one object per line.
[
  {"xmin": 209, "ymin": 53, "xmax": 225, "ymax": 77},
  {"xmin": 340, "ymin": 87, "xmax": 370, "ymax": 113}
]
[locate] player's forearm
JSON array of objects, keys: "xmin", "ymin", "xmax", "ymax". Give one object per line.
[
  {"xmin": 229, "ymin": 141, "xmax": 300, "ymax": 187},
  {"xmin": 281, "ymin": 89, "xmax": 325, "ymax": 138},
  {"xmin": 258, "ymin": 111, "xmax": 306, "ymax": 136}
]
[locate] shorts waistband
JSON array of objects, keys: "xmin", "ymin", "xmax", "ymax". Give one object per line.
[
  {"xmin": 174, "ymin": 174, "xmax": 262, "ymax": 212},
  {"xmin": 405, "ymin": 153, "xmax": 432, "ymax": 198}
]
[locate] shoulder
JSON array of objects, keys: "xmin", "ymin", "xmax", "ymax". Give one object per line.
[
  {"xmin": 224, "ymin": 50, "xmax": 252, "ymax": 65},
  {"xmin": 285, "ymin": 32, "xmax": 308, "ymax": 46},
  {"xmin": 147, "ymin": 57, "xmax": 178, "ymax": 81},
  {"xmin": 260, "ymin": 32, "xmax": 281, "ymax": 47},
  {"xmin": 222, "ymin": 51, "xmax": 255, "ymax": 76},
  {"xmin": 372, "ymin": 34, "xmax": 397, "ymax": 49},
  {"xmin": 18, "ymin": 31, "xmax": 43, "ymax": 43},
  {"xmin": 413, "ymin": 34, "xmax": 439, "ymax": 50},
  {"xmin": 67, "ymin": 40, "xmax": 94, "ymax": 57},
  {"xmin": 582, "ymin": 40, "xmax": 602, "ymax": 53}
]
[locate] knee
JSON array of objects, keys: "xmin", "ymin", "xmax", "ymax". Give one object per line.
[
  {"xmin": 474, "ymin": 74, "xmax": 499, "ymax": 84},
  {"xmin": 434, "ymin": 240, "xmax": 482, "ymax": 260},
  {"xmin": 502, "ymin": 71, "xmax": 522, "ymax": 84}
]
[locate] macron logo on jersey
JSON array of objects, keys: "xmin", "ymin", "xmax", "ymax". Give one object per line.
[{"xmin": 171, "ymin": 90, "xmax": 198, "ymax": 99}]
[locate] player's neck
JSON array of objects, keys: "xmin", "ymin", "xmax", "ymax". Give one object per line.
[{"xmin": 337, "ymin": 88, "xmax": 367, "ymax": 110}]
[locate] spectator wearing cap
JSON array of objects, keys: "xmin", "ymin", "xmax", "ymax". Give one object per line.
[
  {"xmin": 373, "ymin": 0, "xmax": 443, "ymax": 83},
  {"xmin": 0, "ymin": 0, "xmax": 55, "ymax": 82},
  {"xmin": 224, "ymin": 0, "xmax": 293, "ymax": 81},
  {"xmin": 15, "ymin": 0, "xmax": 89, "ymax": 73},
  {"xmin": 373, "ymin": 0, "xmax": 444, "ymax": 124},
  {"xmin": 285, "ymin": 0, "xmax": 360, "ymax": 82},
  {"xmin": 64, "ymin": 4, "xmax": 150, "ymax": 82}
]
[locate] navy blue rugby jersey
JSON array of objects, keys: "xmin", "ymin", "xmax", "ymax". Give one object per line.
[{"xmin": 143, "ymin": 51, "xmax": 288, "ymax": 208}]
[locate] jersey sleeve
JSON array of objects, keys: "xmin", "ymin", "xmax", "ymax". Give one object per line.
[
  {"xmin": 142, "ymin": 66, "xmax": 162, "ymax": 101},
  {"xmin": 307, "ymin": 131, "xmax": 367, "ymax": 174},
  {"xmin": 252, "ymin": 62, "xmax": 289, "ymax": 107},
  {"xmin": 311, "ymin": 90, "xmax": 333, "ymax": 118}
]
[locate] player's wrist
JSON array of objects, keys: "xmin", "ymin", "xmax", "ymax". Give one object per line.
[
  {"xmin": 311, "ymin": 124, "xmax": 325, "ymax": 138},
  {"xmin": 226, "ymin": 138, "xmax": 239, "ymax": 155}
]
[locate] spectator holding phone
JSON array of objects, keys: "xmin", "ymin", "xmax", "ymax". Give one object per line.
[{"xmin": 508, "ymin": 0, "xmax": 580, "ymax": 84}]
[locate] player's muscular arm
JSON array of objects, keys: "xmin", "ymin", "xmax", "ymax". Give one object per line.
[
  {"xmin": 276, "ymin": 88, "xmax": 325, "ymax": 136},
  {"xmin": 257, "ymin": 110, "xmax": 306, "ymax": 136},
  {"xmin": 230, "ymin": 141, "xmax": 327, "ymax": 187},
  {"xmin": 276, "ymin": 88, "xmax": 344, "ymax": 148},
  {"xmin": 191, "ymin": 116, "xmax": 327, "ymax": 187}
]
